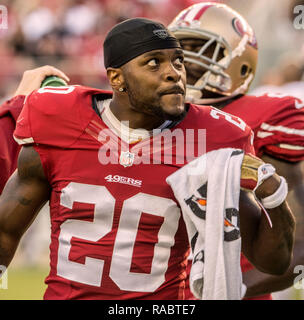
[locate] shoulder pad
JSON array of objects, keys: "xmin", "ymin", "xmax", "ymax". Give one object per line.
[{"xmin": 14, "ymin": 86, "xmax": 107, "ymax": 147}]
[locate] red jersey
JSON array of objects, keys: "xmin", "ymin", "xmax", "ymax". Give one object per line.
[
  {"xmin": 0, "ymin": 95, "xmax": 25, "ymax": 193},
  {"xmin": 223, "ymin": 94, "xmax": 304, "ymax": 162},
  {"xmin": 223, "ymin": 93, "xmax": 304, "ymax": 300},
  {"xmin": 14, "ymin": 85, "xmax": 254, "ymax": 300}
]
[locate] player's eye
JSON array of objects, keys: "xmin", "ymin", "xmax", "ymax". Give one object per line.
[
  {"xmin": 174, "ymin": 56, "xmax": 184, "ymax": 67},
  {"xmin": 147, "ymin": 58, "xmax": 159, "ymax": 67}
]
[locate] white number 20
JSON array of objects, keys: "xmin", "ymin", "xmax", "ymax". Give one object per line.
[{"xmin": 57, "ymin": 182, "xmax": 181, "ymax": 292}]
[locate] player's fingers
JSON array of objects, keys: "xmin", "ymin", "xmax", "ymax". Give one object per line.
[{"xmin": 36, "ymin": 65, "xmax": 70, "ymax": 83}]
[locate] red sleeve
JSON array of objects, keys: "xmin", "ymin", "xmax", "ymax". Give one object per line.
[
  {"xmin": 0, "ymin": 116, "xmax": 17, "ymax": 193},
  {"xmin": 253, "ymin": 96, "xmax": 304, "ymax": 162},
  {"xmin": 0, "ymin": 96, "xmax": 24, "ymax": 193},
  {"xmin": 13, "ymin": 92, "xmax": 33, "ymax": 145},
  {"xmin": 244, "ymin": 130, "xmax": 255, "ymax": 156},
  {"xmin": 223, "ymin": 95, "xmax": 304, "ymax": 162}
]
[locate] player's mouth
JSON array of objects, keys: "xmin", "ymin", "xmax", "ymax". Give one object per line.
[{"xmin": 160, "ymin": 86, "xmax": 185, "ymax": 96}]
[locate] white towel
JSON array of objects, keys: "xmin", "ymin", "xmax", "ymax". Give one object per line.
[{"xmin": 166, "ymin": 148, "xmax": 245, "ymax": 300}]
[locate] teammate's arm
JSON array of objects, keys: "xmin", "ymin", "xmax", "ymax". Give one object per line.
[
  {"xmin": 0, "ymin": 146, "xmax": 50, "ymax": 267},
  {"xmin": 13, "ymin": 65, "xmax": 69, "ymax": 97},
  {"xmin": 239, "ymin": 160, "xmax": 295, "ymax": 276},
  {"xmin": 243, "ymin": 154, "xmax": 303, "ymax": 297}
]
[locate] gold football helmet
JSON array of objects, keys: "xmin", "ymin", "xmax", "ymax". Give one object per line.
[{"xmin": 168, "ymin": 2, "xmax": 258, "ymax": 104}]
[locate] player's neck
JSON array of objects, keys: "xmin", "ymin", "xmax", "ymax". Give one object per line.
[{"xmin": 211, "ymin": 95, "xmax": 243, "ymax": 110}]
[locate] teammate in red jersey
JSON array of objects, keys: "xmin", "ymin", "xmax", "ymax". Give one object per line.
[
  {"xmin": 0, "ymin": 18, "xmax": 295, "ymax": 300},
  {"xmin": 169, "ymin": 2, "xmax": 304, "ymax": 299},
  {"xmin": 0, "ymin": 65, "xmax": 69, "ymax": 194}
]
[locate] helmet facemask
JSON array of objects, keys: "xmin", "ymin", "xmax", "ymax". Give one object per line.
[
  {"xmin": 168, "ymin": 2, "xmax": 258, "ymax": 105},
  {"xmin": 175, "ymin": 28, "xmax": 233, "ymax": 103}
]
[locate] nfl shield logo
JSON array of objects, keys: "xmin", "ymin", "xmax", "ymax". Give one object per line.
[{"xmin": 119, "ymin": 151, "xmax": 135, "ymax": 167}]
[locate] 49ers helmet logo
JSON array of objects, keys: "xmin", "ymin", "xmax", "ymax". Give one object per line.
[{"xmin": 232, "ymin": 17, "xmax": 258, "ymax": 49}]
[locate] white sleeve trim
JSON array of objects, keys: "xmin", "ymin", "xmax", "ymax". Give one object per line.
[
  {"xmin": 256, "ymin": 131, "xmax": 274, "ymax": 138},
  {"xmin": 278, "ymin": 143, "xmax": 304, "ymax": 151},
  {"xmin": 261, "ymin": 122, "xmax": 304, "ymax": 137},
  {"xmin": 13, "ymin": 136, "xmax": 34, "ymax": 145}
]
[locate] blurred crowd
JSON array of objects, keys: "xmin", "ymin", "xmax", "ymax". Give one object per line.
[
  {"xmin": 0, "ymin": 0, "xmax": 209, "ymax": 100},
  {"xmin": 1, "ymin": 0, "xmax": 304, "ymax": 102}
]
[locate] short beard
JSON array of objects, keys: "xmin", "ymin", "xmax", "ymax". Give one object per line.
[{"xmin": 125, "ymin": 81, "xmax": 187, "ymax": 123}]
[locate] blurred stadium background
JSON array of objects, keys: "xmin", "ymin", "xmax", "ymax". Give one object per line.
[{"xmin": 0, "ymin": 0, "xmax": 304, "ymax": 300}]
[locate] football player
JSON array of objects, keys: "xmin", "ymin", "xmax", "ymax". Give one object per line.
[
  {"xmin": 0, "ymin": 18, "xmax": 295, "ymax": 299},
  {"xmin": 169, "ymin": 2, "xmax": 304, "ymax": 299}
]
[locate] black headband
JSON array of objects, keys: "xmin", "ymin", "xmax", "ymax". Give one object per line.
[{"xmin": 103, "ymin": 18, "xmax": 181, "ymax": 69}]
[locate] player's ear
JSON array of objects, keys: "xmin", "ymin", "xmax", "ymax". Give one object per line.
[{"xmin": 107, "ymin": 67, "xmax": 125, "ymax": 92}]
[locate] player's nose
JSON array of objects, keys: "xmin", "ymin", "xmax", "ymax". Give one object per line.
[{"xmin": 163, "ymin": 63, "xmax": 182, "ymax": 83}]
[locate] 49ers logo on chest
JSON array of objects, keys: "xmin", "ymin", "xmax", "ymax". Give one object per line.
[{"xmin": 119, "ymin": 151, "xmax": 135, "ymax": 167}]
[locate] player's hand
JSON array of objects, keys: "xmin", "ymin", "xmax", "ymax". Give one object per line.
[
  {"xmin": 254, "ymin": 173, "xmax": 281, "ymax": 199},
  {"xmin": 13, "ymin": 65, "xmax": 70, "ymax": 96},
  {"xmin": 241, "ymin": 153, "xmax": 281, "ymax": 199}
]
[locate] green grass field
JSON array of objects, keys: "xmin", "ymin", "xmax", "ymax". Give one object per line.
[
  {"xmin": 1, "ymin": 267, "xmax": 302, "ymax": 300},
  {"xmin": 0, "ymin": 267, "xmax": 48, "ymax": 300}
]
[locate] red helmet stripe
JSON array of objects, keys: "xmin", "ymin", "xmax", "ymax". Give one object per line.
[
  {"xmin": 193, "ymin": 4, "xmax": 213, "ymax": 20},
  {"xmin": 179, "ymin": 8, "xmax": 191, "ymax": 20}
]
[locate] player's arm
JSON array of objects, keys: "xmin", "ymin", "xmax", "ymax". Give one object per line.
[
  {"xmin": 239, "ymin": 156, "xmax": 295, "ymax": 276},
  {"xmin": 0, "ymin": 146, "xmax": 50, "ymax": 268},
  {"xmin": 242, "ymin": 154, "xmax": 304, "ymax": 297}
]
